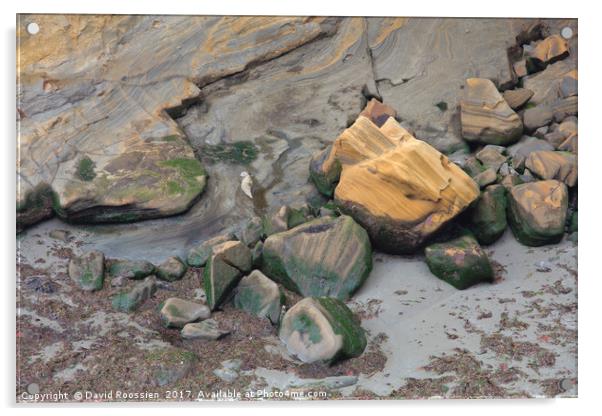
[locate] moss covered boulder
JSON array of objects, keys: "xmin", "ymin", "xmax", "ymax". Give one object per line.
[
  {"xmin": 186, "ymin": 232, "xmax": 235, "ymax": 267},
  {"xmin": 68, "ymin": 250, "xmax": 105, "ymax": 291},
  {"xmin": 156, "ymin": 256, "xmax": 187, "ymax": 282},
  {"xmin": 234, "ymin": 270, "xmax": 284, "ymax": 324},
  {"xmin": 108, "ymin": 259, "xmax": 155, "ymax": 280},
  {"xmin": 262, "ymin": 215, "xmax": 372, "ymax": 300},
  {"xmin": 112, "ymin": 275, "xmax": 157, "ymax": 312},
  {"xmin": 203, "ymin": 241, "xmax": 252, "ymax": 310},
  {"xmin": 425, "ymin": 235, "xmax": 494, "ymax": 290},
  {"xmin": 507, "ymin": 180, "xmax": 568, "ymax": 246},
  {"xmin": 160, "ymin": 297, "xmax": 210, "ymax": 328},
  {"xmin": 279, "ymin": 297, "xmax": 366, "ymax": 364},
  {"xmin": 468, "ymin": 185, "xmax": 508, "ymax": 245}
]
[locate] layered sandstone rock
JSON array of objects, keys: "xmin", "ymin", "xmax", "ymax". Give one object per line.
[
  {"xmin": 16, "ymin": 15, "xmax": 337, "ymax": 229},
  {"xmin": 507, "ymin": 180, "xmax": 568, "ymax": 246},
  {"xmin": 525, "ymin": 150, "xmax": 577, "ymax": 187},
  {"xmin": 526, "ymin": 35, "xmax": 570, "ymax": 71},
  {"xmin": 460, "ymin": 78, "xmax": 523, "ymax": 145},
  {"xmin": 502, "ymin": 88, "xmax": 534, "ymax": 110},
  {"xmin": 262, "ymin": 216, "xmax": 372, "ymax": 300},
  {"xmin": 329, "ymin": 117, "xmax": 479, "ymax": 253}
]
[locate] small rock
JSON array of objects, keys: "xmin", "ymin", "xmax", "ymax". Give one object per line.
[
  {"xmin": 468, "ymin": 185, "xmax": 508, "ymax": 245},
  {"xmin": 160, "ymin": 297, "xmax": 210, "ymax": 328},
  {"xmin": 110, "ymin": 276, "xmax": 127, "ymax": 287},
  {"xmin": 523, "ymin": 105, "xmax": 554, "ymax": 131},
  {"xmin": 213, "ymin": 367, "xmax": 238, "ymax": 383},
  {"xmin": 156, "ymin": 256, "xmax": 187, "ymax": 282},
  {"xmin": 513, "ymin": 59, "xmax": 528, "ymax": 78},
  {"xmin": 279, "ymin": 297, "xmax": 366, "ymax": 363},
  {"xmin": 107, "ymin": 259, "xmax": 155, "ymax": 280},
  {"xmin": 309, "ymin": 145, "xmax": 342, "ymax": 197},
  {"xmin": 203, "ymin": 241, "xmax": 252, "ymax": 310},
  {"xmin": 359, "ymin": 98, "xmax": 397, "ymax": 127},
  {"xmin": 474, "ymin": 168, "xmax": 498, "ymax": 188},
  {"xmin": 181, "ymin": 319, "xmax": 229, "ymax": 340},
  {"xmin": 502, "ymin": 88, "xmax": 534, "ymax": 110},
  {"xmin": 145, "ymin": 348, "xmax": 197, "ymax": 387},
  {"xmin": 68, "ymin": 251, "xmax": 104, "ymax": 291},
  {"xmin": 507, "ymin": 180, "xmax": 568, "ymax": 246},
  {"xmin": 221, "ymin": 358, "xmax": 242, "ymax": 371},
  {"xmin": 234, "ymin": 270, "xmax": 284, "ymax": 324},
  {"xmin": 526, "ymin": 35, "xmax": 570, "ymax": 71},
  {"xmin": 186, "ymin": 232, "xmax": 235, "ymax": 267},
  {"xmin": 239, "ymin": 216, "xmax": 263, "ymax": 247},
  {"xmin": 240, "ymin": 171, "xmax": 253, "ymax": 199},
  {"xmin": 193, "ymin": 288, "xmax": 207, "ymax": 303},
  {"xmin": 460, "ymin": 78, "xmax": 523, "ymax": 145},
  {"xmin": 476, "ymin": 145, "xmax": 507, "ymax": 172},
  {"xmin": 525, "ymin": 150, "xmax": 577, "ymax": 187},
  {"xmin": 425, "ymin": 234, "xmax": 494, "ymax": 290},
  {"xmin": 112, "ymin": 275, "xmax": 157, "ymax": 312},
  {"xmin": 507, "ymin": 135, "xmax": 555, "ymax": 172},
  {"xmin": 49, "ymin": 229, "xmax": 70, "ymax": 242}
]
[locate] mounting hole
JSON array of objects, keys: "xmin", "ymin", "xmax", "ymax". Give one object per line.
[
  {"xmin": 561, "ymin": 26, "xmax": 573, "ymax": 40},
  {"xmin": 26, "ymin": 22, "xmax": 40, "ymax": 35}
]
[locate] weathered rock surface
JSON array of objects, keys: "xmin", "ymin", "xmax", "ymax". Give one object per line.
[
  {"xmin": 507, "ymin": 180, "xmax": 568, "ymax": 246},
  {"xmin": 526, "ymin": 35, "xmax": 570, "ymax": 71},
  {"xmin": 234, "ymin": 270, "xmax": 284, "ymax": 324},
  {"xmin": 468, "ymin": 185, "xmax": 508, "ymax": 245},
  {"xmin": 474, "ymin": 168, "xmax": 498, "ymax": 189},
  {"xmin": 203, "ymin": 241, "xmax": 252, "ymax": 310},
  {"xmin": 460, "ymin": 78, "xmax": 523, "ymax": 145},
  {"xmin": 160, "ymin": 297, "xmax": 210, "ymax": 328},
  {"xmin": 425, "ymin": 234, "xmax": 494, "ymax": 290},
  {"xmin": 262, "ymin": 216, "xmax": 371, "ymax": 300},
  {"xmin": 181, "ymin": 319, "xmax": 229, "ymax": 341},
  {"xmin": 476, "ymin": 145, "xmax": 507, "ymax": 172},
  {"xmin": 146, "ymin": 348, "xmax": 197, "ymax": 387},
  {"xmin": 502, "ymin": 88, "xmax": 534, "ymax": 110},
  {"xmin": 359, "ymin": 98, "xmax": 397, "ymax": 127},
  {"xmin": 279, "ymin": 297, "xmax": 366, "ymax": 363},
  {"xmin": 16, "ymin": 15, "xmax": 339, "ymax": 229},
  {"xmin": 525, "ymin": 151, "xmax": 577, "ymax": 187},
  {"xmin": 68, "ymin": 251, "xmax": 104, "ymax": 291},
  {"xmin": 156, "ymin": 256, "xmax": 187, "ymax": 282},
  {"xmin": 507, "ymin": 136, "xmax": 555, "ymax": 172},
  {"xmin": 108, "ymin": 259, "xmax": 154, "ymax": 280},
  {"xmin": 329, "ymin": 117, "xmax": 479, "ymax": 253},
  {"xmin": 186, "ymin": 233, "xmax": 235, "ymax": 267},
  {"xmin": 523, "ymin": 60, "xmax": 577, "ymax": 106},
  {"xmin": 112, "ymin": 275, "xmax": 157, "ymax": 312}
]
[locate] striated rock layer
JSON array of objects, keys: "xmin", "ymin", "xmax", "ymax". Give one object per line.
[
  {"xmin": 330, "ymin": 116, "xmax": 480, "ymax": 253},
  {"xmin": 16, "ymin": 15, "xmax": 337, "ymax": 229}
]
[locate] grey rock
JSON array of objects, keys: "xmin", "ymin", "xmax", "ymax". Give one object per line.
[
  {"xmin": 112, "ymin": 276, "xmax": 157, "ymax": 312},
  {"xmin": 156, "ymin": 256, "xmax": 187, "ymax": 282},
  {"xmin": 476, "ymin": 145, "xmax": 507, "ymax": 172},
  {"xmin": 213, "ymin": 368, "xmax": 238, "ymax": 383},
  {"xmin": 107, "ymin": 259, "xmax": 155, "ymax": 280},
  {"xmin": 523, "ymin": 106, "xmax": 554, "ymax": 131},
  {"xmin": 49, "ymin": 229, "xmax": 70, "ymax": 242},
  {"xmin": 474, "ymin": 168, "xmax": 498, "ymax": 188},
  {"xmin": 234, "ymin": 270, "xmax": 284, "ymax": 324},
  {"xmin": 68, "ymin": 251, "xmax": 105, "ymax": 292},
  {"xmin": 181, "ymin": 319, "xmax": 229, "ymax": 340},
  {"xmin": 187, "ymin": 233, "xmax": 236, "ymax": 267},
  {"xmin": 239, "ymin": 217, "xmax": 263, "ymax": 247},
  {"xmin": 160, "ymin": 297, "xmax": 211, "ymax": 328},
  {"xmin": 507, "ymin": 136, "xmax": 555, "ymax": 171}
]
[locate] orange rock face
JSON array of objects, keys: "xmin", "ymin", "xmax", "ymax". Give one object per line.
[{"xmin": 332, "ymin": 117, "xmax": 480, "ymax": 253}]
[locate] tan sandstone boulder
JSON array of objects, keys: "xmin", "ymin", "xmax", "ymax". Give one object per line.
[
  {"xmin": 331, "ymin": 117, "xmax": 479, "ymax": 253},
  {"xmin": 525, "ymin": 150, "xmax": 577, "ymax": 187},
  {"xmin": 461, "ymin": 78, "xmax": 523, "ymax": 145}
]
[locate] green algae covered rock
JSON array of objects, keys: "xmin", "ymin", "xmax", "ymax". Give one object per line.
[
  {"xmin": 262, "ymin": 215, "xmax": 372, "ymax": 300},
  {"xmin": 68, "ymin": 250, "xmax": 105, "ymax": 291},
  {"xmin": 112, "ymin": 275, "xmax": 157, "ymax": 312},
  {"xmin": 234, "ymin": 270, "xmax": 284, "ymax": 324},
  {"xmin": 203, "ymin": 241, "xmax": 252, "ymax": 310},
  {"xmin": 186, "ymin": 232, "xmax": 235, "ymax": 267},
  {"xmin": 507, "ymin": 180, "xmax": 568, "ymax": 246},
  {"xmin": 279, "ymin": 297, "xmax": 366, "ymax": 363},
  {"xmin": 309, "ymin": 146, "xmax": 342, "ymax": 197},
  {"xmin": 108, "ymin": 259, "xmax": 155, "ymax": 280},
  {"xmin": 425, "ymin": 235, "xmax": 494, "ymax": 290},
  {"xmin": 468, "ymin": 185, "xmax": 508, "ymax": 245}
]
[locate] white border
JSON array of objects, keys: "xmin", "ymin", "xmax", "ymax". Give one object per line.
[{"xmin": 2, "ymin": 1, "xmax": 598, "ymax": 415}]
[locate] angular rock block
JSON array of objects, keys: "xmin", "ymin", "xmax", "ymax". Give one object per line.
[
  {"xmin": 460, "ymin": 78, "xmax": 523, "ymax": 145},
  {"xmin": 526, "ymin": 35, "xmax": 570, "ymax": 71},
  {"xmin": 234, "ymin": 270, "xmax": 284, "ymax": 324},
  {"xmin": 112, "ymin": 275, "xmax": 157, "ymax": 312},
  {"xmin": 425, "ymin": 235, "xmax": 494, "ymax": 290},
  {"xmin": 203, "ymin": 241, "xmax": 252, "ymax": 310},
  {"xmin": 108, "ymin": 259, "xmax": 155, "ymax": 280},
  {"xmin": 359, "ymin": 98, "xmax": 397, "ymax": 127},
  {"xmin": 507, "ymin": 180, "xmax": 568, "ymax": 246},
  {"xmin": 156, "ymin": 256, "xmax": 187, "ymax": 282},
  {"xmin": 507, "ymin": 136, "xmax": 555, "ymax": 172},
  {"xmin": 330, "ymin": 117, "xmax": 479, "ymax": 253},
  {"xmin": 502, "ymin": 88, "xmax": 534, "ymax": 110},
  {"xmin": 181, "ymin": 319, "xmax": 229, "ymax": 340},
  {"xmin": 525, "ymin": 150, "xmax": 577, "ymax": 187},
  {"xmin": 187, "ymin": 233, "xmax": 235, "ymax": 267},
  {"xmin": 262, "ymin": 216, "xmax": 372, "ymax": 300},
  {"xmin": 279, "ymin": 297, "xmax": 366, "ymax": 363},
  {"xmin": 468, "ymin": 185, "xmax": 508, "ymax": 245},
  {"xmin": 68, "ymin": 251, "xmax": 105, "ymax": 291},
  {"xmin": 160, "ymin": 297, "xmax": 210, "ymax": 328}
]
